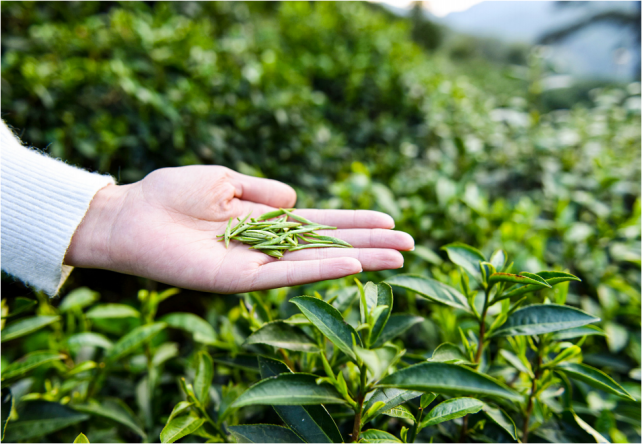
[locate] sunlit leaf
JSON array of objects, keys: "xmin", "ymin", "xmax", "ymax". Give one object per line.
[
  {"xmin": 160, "ymin": 414, "xmax": 204, "ymax": 443},
  {"xmin": 442, "ymin": 243, "xmax": 485, "ymax": 282},
  {"xmin": 1, "ymin": 316, "xmax": 59, "ymax": 342},
  {"xmin": 360, "ymin": 429, "xmax": 402, "ymax": 443},
  {"xmin": 73, "ymin": 433, "xmax": 90, "ymax": 443},
  {"xmin": 385, "ymin": 275, "xmax": 469, "ymax": 311}
]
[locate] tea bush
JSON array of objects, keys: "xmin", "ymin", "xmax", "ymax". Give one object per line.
[{"xmin": 1, "ymin": 1, "xmax": 640, "ymax": 443}]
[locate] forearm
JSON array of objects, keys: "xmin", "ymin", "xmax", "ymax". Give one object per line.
[{"xmin": 1, "ymin": 121, "xmax": 115, "ymax": 296}]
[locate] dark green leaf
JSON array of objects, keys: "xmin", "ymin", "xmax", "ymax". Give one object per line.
[
  {"xmin": 499, "ymin": 271, "xmax": 581, "ymax": 300},
  {"xmin": 430, "ymin": 343, "xmax": 471, "ymax": 364},
  {"xmin": 551, "ymin": 325, "xmax": 605, "ymax": 340},
  {"xmin": 4, "ymin": 401, "xmax": 89, "ymax": 441},
  {"xmin": 370, "ymin": 283, "xmax": 393, "ymax": 347},
  {"xmin": 489, "ymin": 250, "xmax": 506, "ymax": 271},
  {"xmin": 360, "ymin": 429, "xmax": 402, "ymax": 443},
  {"xmin": 228, "ymin": 424, "xmax": 304, "ymax": 443},
  {"xmin": 493, "ymin": 304, "xmax": 600, "ymax": 337},
  {"xmin": 3, "ymin": 297, "xmax": 37, "ymax": 318},
  {"xmin": 488, "ymin": 272, "xmax": 550, "ymax": 288},
  {"xmin": 59, "ymin": 287, "xmax": 100, "ymax": 312},
  {"xmin": 384, "ymin": 274, "xmax": 469, "ymax": 311},
  {"xmin": 212, "ymin": 354, "xmax": 258, "ymax": 373},
  {"xmin": 420, "ymin": 397, "xmax": 483, "ymax": 428},
  {"xmin": 442, "ymin": 243, "xmax": 485, "ymax": 282},
  {"xmin": 72, "ymin": 399, "xmax": 146, "ymax": 438},
  {"xmin": 2, "ymin": 351, "xmax": 64, "ymax": 380},
  {"xmin": 194, "ymin": 351, "xmax": 214, "ymax": 405},
  {"xmin": 363, "ymin": 388, "xmax": 422, "ymax": 420},
  {"xmin": 1, "ymin": 388, "xmax": 12, "ymax": 440},
  {"xmin": 291, "ymin": 296, "xmax": 361, "ymax": 360},
  {"xmin": 1, "ymin": 315, "xmax": 59, "ymax": 342},
  {"xmin": 377, "ymin": 362, "xmax": 522, "ymax": 401},
  {"xmin": 160, "ymin": 415, "xmax": 204, "ymax": 443},
  {"xmin": 372, "ymin": 314, "xmax": 424, "ymax": 348},
  {"xmin": 332, "ymin": 286, "xmax": 359, "ymax": 313},
  {"xmin": 86, "ymin": 304, "xmax": 139, "ymax": 319},
  {"xmin": 258, "ymin": 357, "xmax": 342, "ymax": 444},
  {"xmin": 382, "ymin": 405, "xmax": 415, "ymax": 421},
  {"xmin": 66, "ymin": 332, "xmax": 113, "ymax": 349},
  {"xmin": 105, "ymin": 322, "xmax": 166, "ymax": 362},
  {"xmin": 244, "ymin": 321, "xmax": 319, "ymax": 352},
  {"xmin": 482, "ymin": 404, "xmax": 517, "ymax": 440},
  {"xmin": 232, "ymin": 373, "xmax": 346, "ymax": 408},
  {"xmin": 556, "ymin": 363, "xmax": 635, "ymax": 400},
  {"xmin": 160, "ymin": 312, "xmax": 217, "ymax": 345}
]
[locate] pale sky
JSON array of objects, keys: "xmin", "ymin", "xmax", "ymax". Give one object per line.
[{"xmin": 372, "ymin": 0, "xmax": 485, "ymax": 17}]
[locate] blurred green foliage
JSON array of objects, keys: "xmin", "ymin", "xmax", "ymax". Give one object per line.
[{"xmin": 1, "ymin": 1, "xmax": 640, "ymax": 443}]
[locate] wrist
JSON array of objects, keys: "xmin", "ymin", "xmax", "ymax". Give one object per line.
[{"xmin": 64, "ymin": 183, "xmax": 130, "ymax": 269}]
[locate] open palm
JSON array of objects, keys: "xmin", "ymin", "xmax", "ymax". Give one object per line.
[{"xmin": 65, "ymin": 166, "xmax": 414, "ymax": 293}]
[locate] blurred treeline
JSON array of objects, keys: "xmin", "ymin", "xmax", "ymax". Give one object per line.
[{"xmin": 1, "ymin": 0, "xmax": 640, "ymax": 408}]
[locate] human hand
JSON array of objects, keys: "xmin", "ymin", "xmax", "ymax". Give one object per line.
[{"xmin": 65, "ymin": 166, "xmax": 414, "ymax": 293}]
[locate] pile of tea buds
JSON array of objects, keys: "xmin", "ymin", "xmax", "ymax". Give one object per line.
[{"xmin": 217, "ymin": 208, "xmax": 352, "ymax": 259}]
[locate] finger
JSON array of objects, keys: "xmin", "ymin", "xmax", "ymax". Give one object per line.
[
  {"xmin": 313, "ymin": 229, "xmax": 414, "ymax": 250},
  {"xmin": 231, "ymin": 171, "xmax": 297, "ymax": 208},
  {"xmin": 249, "ymin": 258, "xmax": 362, "ymax": 290},
  {"xmin": 285, "ymin": 248, "xmax": 404, "ymax": 271},
  {"xmin": 293, "ymin": 209, "xmax": 395, "ymax": 229}
]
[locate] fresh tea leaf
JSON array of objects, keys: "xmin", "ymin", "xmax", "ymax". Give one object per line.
[
  {"xmin": 194, "ymin": 351, "xmax": 214, "ymax": 405},
  {"xmin": 1, "ymin": 315, "xmax": 59, "ymax": 342},
  {"xmin": 420, "ymin": 397, "xmax": 483, "ymax": 428},
  {"xmin": 161, "ymin": 312, "xmax": 217, "ymax": 345},
  {"xmin": 377, "ymin": 362, "xmax": 522, "ymax": 401},
  {"xmin": 73, "ymin": 433, "xmax": 90, "ymax": 443},
  {"xmin": 551, "ymin": 325, "xmax": 605, "ymax": 340},
  {"xmin": 4, "ymin": 401, "xmax": 89, "ymax": 441},
  {"xmin": 86, "ymin": 304, "xmax": 139, "ymax": 319},
  {"xmin": 556, "ymin": 363, "xmax": 635, "ymax": 400},
  {"xmin": 382, "ymin": 405, "xmax": 415, "ymax": 421},
  {"xmin": 244, "ymin": 321, "xmax": 319, "ymax": 352},
  {"xmin": 482, "ymin": 404, "xmax": 517, "ymax": 440},
  {"xmin": 442, "ymin": 243, "xmax": 485, "ymax": 282},
  {"xmin": 493, "ymin": 304, "xmax": 600, "ymax": 337},
  {"xmin": 372, "ymin": 314, "xmax": 424, "ymax": 348},
  {"xmin": 59, "ymin": 287, "xmax": 100, "ymax": 312},
  {"xmin": 160, "ymin": 414, "xmax": 204, "ymax": 443},
  {"xmin": 72, "ymin": 399, "xmax": 146, "ymax": 438},
  {"xmin": 228, "ymin": 424, "xmax": 304, "ymax": 443},
  {"xmin": 370, "ymin": 283, "xmax": 393, "ymax": 347},
  {"xmin": 363, "ymin": 388, "xmax": 423, "ymax": 420},
  {"xmin": 430, "ymin": 343, "xmax": 471, "ymax": 364},
  {"xmin": 385, "ymin": 275, "xmax": 469, "ymax": 311},
  {"xmin": 2, "ymin": 351, "xmax": 64, "ymax": 380},
  {"xmin": 232, "ymin": 373, "xmax": 346, "ymax": 407},
  {"xmin": 66, "ymin": 332, "xmax": 113, "ymax": 349},
  {"xmin": 360, "ymin": 429, "xmax": 402, "ymax": 443},
  {"xmin": 291, "ymin": 296, "xmax": 361, "ymax": 360},
  {"xmin": 488, "ymin": 272, "xmax": 550, "ymax": 288},
  {"xmin": 105, "ymin": 322, "xmax": 166, "ymax": 362}
]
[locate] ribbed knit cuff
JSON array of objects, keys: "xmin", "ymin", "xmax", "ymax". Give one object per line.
[{"xmin": 1, "ymin": 121, "xmax": 115, "ymax": 296}]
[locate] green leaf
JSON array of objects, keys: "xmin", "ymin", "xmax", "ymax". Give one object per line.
[
  {"xmin": 194, "ymin": 351, "xmax": 214, "ymax": 405},
  {"xmin": 551, "ymin": 325, "xmax": 605, "ymax": 340},
  {"xmin": 499, "ymin": 271, "xmax": 581, "ymax": 300},
  {"xmin": 228, "ymin": 424, "xmax": 304, "ymax": 443},
  {"xmin": 363, "ymin": 388, "xmax": 423, "ymax": 420},
  {"xmin": 420, "ymin": 397, "xmax": 483, "ymax": 428},
  {"xmin": 1, "ymin": 388, "xmax": 12, "ymax": 440},
  {"xmin": 493, "ymin": 304, "xmax": 600, "ymax": 337},
  {"xmin": 370, "ymin": 283, "xmax": 393, "ymax": 347},
  {"xmin": 363, "ymin": 282, "xmax": 379, "ymax": 318},
  {"xmin": 488, "ymin": 272, "xmax": 550, "ymax": 288},
  {"xmin": 59, "ymin": 287, "xmax": 100, "ymax": 313},
  {"xmin": 105, "ymin": 322, "xmax": 166, "ymax": 362},
  {"xmin": 167, "ymin": 401, "xmax": 194, "ymax": 424},
  {"xmin": 258, "ymin": 357, "xmax": 342, "ymax": 444},
  {"xmin": 360, "ymin": 429, "xmax": 402, "ymax": 443},
  {"xmin": 372, "ymin": 314, "xmax": 424, "ymax": 348},
  {"xmin": 442, "ymin": 243, "xmax": 485, "ymax": 282},
  {"xmin": 430, "ymin": 343, "xmax": 471, "ymax": 364},
  {"xmin": 499, "ymin": 349, "xmax": 533, "ymax": 377},
  {"xmin": 377, "ymin": 362, "xmax": 522, "ymax": 402},
  {"xmin": 566, "ymin": 410, "xmax": 609, "ymax": 443},
  {"xmin": 212, "ymin": 354, "xmax": 258, "ymax": 373},
  {"xmin": 291, "ymin": 296, "xmax": 361, "ymax": 361},
  {"xmin": 152, "ymin": 342, "xmax": 179, "ymax": 367},
  {"xmin": 384, "ymin": 274, "xmax": 469, "ymax": 311},
  {"xmin": 160, "ymin": 312, "xmax": 217, "ymax": 345},
  {"xmin": 66, "ymin": 332, "xmax": 114, "ymax": 349},
  {"xmin": 86, "ymin": 304, "xmax": 139, "ymax": 319},
  {"xmin": 556, "ymin": 363, "xmax": 635, "ymax": 400},
  {"xmin": 244, "ymin": 321, "xmax": 319, "ymax": 352},
  {"xmin": 482, "ymin": 404, "xmax": 517, "ymax": 440},
  {"xmin": 72, "ymin": 399, "xmax": 145, "ymax": 438},
  {"xmin": 2, "ymin": 351, "xmax": 64, "ymax": 380},
  {"xmin": 1, "ymin": 315, "xmax": 59, "ymax": 342},
  {"xmin": 489, "ymin": 250, "xmax": 506, "ymax": 271},
  {"xmin": 382, "ymin": 405, "xmax": 415, "ymax": 421},
  {"xmin": 4, "ymin": 401, "xmax": 89, "ymax": 441},
  {"xmin": 411, "ymin": 246, "xmax": 443, "ymax": 265},
  {"xmin": 3, "ymin": 297, "xmax": 37, "ymax": 319},
  {"xmin": 420, "ymin": 393, "xmax": 437, "ymax": 409},
  {"xmin": 160, "ymin": 414, "xmax": 204, "ymax": 443},
  {"xmin": 355, "ymin": 345, "xmax": 399, "ymax": 380},
  {"xmin": 74, "ymin": 433, "xmax": 90, "ymax": 443},
  {"xmin": 232, "ymin": 373, "xmax": 346, "ymax": 408}
]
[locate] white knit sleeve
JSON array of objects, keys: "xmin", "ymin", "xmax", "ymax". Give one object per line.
[{"xmin": 1, "ymin": 121, "xmax": 115, "ymax": 296}]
